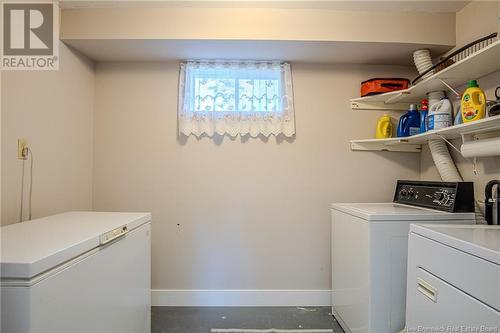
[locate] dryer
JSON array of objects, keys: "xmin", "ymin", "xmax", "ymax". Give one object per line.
[
  {"xmin": 406, "ymin": 224, "xmax": 500, "ymax": 331},
  {"xmin": 331, "ymin": 180, "xmax": 476, "ymax": 333}
]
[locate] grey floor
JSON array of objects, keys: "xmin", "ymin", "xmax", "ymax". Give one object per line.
[{"xmin": 152, "ymin": 306, "xmax": 344, "ymax": 333}]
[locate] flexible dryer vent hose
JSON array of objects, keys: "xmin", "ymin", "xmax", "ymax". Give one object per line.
[
  {"xmin": 428, "ymin": 139, "xmax": 486, "ymax": 224},
  {"xmin": 428, "ymin": 140, "xmax": 462, "ymax": 182}
]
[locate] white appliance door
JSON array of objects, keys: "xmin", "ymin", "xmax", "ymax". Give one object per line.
[
  {"xmin": 2, "ymin": 222, "xmax": 151, "ymax": 333},
  {"xmin": 407, "ymin": 268, "xmax": 500, "ymax": 331}
]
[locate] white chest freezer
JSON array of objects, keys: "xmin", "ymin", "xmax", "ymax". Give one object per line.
[
  {"xmin": 406, "ymin": 224, "xmax": 500, "ymax": 331},
  {"xmin": 331, "ymin": 203, "xmax": 475, "ymax": 333},
  {"xmin": 1, "ymin": 211, "xmax": 151, "ymax": 333}
]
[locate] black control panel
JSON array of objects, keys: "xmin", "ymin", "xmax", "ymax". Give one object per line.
[{"xmin": 394, "ymin": 180, "xmax": 474, "ymax": 213}]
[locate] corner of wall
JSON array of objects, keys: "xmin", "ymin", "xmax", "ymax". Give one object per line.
[{"xmin": 1, "ymin": 42, "xmax": 97, "ymax": 225}]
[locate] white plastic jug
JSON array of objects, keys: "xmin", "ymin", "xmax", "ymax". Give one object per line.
[
  {"xmin": 427, "ymin": 98, "xmax": 452, "ymax": 130},
  {"xmin": 428, "ymin": 91, "xmax": 446, "ymax": 110}
]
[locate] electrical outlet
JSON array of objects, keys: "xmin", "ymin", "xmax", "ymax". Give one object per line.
[{"xmin": 17, "ymin": 139, "xmax": 28, "ymax": 160}]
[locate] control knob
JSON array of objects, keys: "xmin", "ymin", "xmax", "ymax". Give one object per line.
[{"xmin": 433, "ymin": 192, "xmax": 445, "ymax": 201}]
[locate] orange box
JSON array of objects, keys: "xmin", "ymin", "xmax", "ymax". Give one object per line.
[{"xmin": 361, "ymin": 78, "xmax": 410, "ymax": 97}]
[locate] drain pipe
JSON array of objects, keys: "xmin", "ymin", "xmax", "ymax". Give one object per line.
[{"xmin": 428, "ymin": 139, "xmax": 486, "ymax": 224}]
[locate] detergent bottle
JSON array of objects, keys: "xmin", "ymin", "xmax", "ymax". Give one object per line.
[
  {"xmin": 428, "ymin": 97, "xmax": 452, "ymax": 130},
  {"xmin": 454, "ymin": 104, "xmax": 463, "ymax": 125},
  {"xmin": 397, "ymin": 104, "xmax": 420, "ymax": 137},
  {"xmin": 461, "ymin": 80, "xmax": 486, "ymax": 123},
  {"xmin": 375, "ymin": 115, "xmax": 392, "ymax": 139},
  {"xmin": 419, "ymin": 99, "xmax": 429, "ymax": 133}
]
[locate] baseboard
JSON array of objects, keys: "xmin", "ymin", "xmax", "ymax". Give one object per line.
[{"xmin": 151, "ymin": 289, "xmax": 332, "ymax": 307}]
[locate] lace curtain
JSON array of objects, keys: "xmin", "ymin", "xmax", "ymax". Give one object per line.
[{"xmin": 178, "ymin": 61, "xmax": 295, "ymax": 137}]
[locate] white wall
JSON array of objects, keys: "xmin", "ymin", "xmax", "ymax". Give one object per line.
[
  {"xmin": 455, "ymin": 1, "xmax": 500, "ymax": 46},
  {"xmin": 93, "ymin": 62, "xmax": 420, "ymax": 292},
  {"xmin": 1, "ymin": 43, "xmax": 95, "ymax": 226}
]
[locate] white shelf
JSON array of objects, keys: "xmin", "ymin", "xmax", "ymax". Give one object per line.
[
  {"xmin": 350, "ymin": 115, "xmax": 500, "ymax": 152},
  {"xmin": 350, "ymin": 39, "xmax": 500, "ymax": 111}
]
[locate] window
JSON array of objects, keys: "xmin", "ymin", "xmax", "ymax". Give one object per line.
[
  {"xmin": 178, "ymin": 61, "xmax": 295, "ymax": 138},
  {"xmin": 192, "ymin": 69, "xmax": 280, "ymax": 113}
]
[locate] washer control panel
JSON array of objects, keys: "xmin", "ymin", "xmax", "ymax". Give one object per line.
[{"xmin": 394, "ymin": 180, "xmax": 474, "ymax": 212}]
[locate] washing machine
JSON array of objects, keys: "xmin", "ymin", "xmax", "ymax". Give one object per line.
[{"xmin": 331, "ymin": 180, "xmax": 476, "ymax": 333}]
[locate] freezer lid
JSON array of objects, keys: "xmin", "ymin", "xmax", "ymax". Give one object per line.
[
  {"xmin": 410, "ymin": 224, "xmax": 500, "ymax": 265},
  {"xmin": 0, "ymin": 211, "xmax": 151, "ymax": 279},
  {"xmin": 331, "ymin": 203, "xmax": 475, "ymax": 221}
]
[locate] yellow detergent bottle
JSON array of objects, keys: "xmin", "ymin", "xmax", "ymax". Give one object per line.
[
  {"xmin": 461, "ymin": 80, "xmax": 487, "ymax": 123},
  {"xmin": 375, "ymin": 114, "xmax": 393, "ymax": 139}
]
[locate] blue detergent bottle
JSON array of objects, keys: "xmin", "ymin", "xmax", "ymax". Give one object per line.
[
  {"xmin": 419, "ymin": 99, "xmax": 429, "ymax": 133},
  {"xmin": 397, "ymin": 104, "xmax": 420, "ymax": 137}
]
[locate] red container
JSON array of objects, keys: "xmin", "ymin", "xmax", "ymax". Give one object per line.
[{"xmin": 360, "ymin": 78, "xmax": 410, "ymax": 97}]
